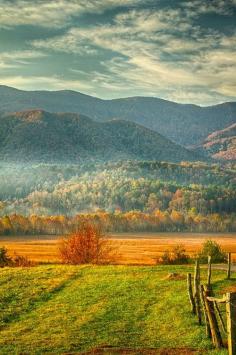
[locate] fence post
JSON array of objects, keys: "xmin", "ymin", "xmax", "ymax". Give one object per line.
[
  {"xmin": 207, "ymin": 255, "xmax": 212, "ymax": 287},
  {"xmin": 226, "ymin": 292, "xmax": 236, "ymax": 355},
  {"xmin": 200, "ymin": 285, "xmax": 211, "ymax": 338},
  {"xmin": 203, "ymin": 286, "xmax": 223, "ymax": 348},
  {"xmin": 227, "ymin": 253, "xmax": 231, "ymax": 280},
  {"xmin": 194, "ymin": 259, "xmax": 201, "ymax": 325},
  {"xmin": 187, "ymin": 273, "xmax": 196, "ymax": 314}
]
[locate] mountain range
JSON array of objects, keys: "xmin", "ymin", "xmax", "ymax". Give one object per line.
[
  {"xmin": 1, "ymin": 85, "xmax": 236, "ymax": 148},
  {"xmin": 0, "ymin": 110, "xmax": 200, "ymax": 163}
]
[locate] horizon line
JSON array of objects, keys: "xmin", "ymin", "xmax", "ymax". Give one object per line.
[{"xmin": 0, "ymin": 84, "xmax": 235, "ymax": 108}]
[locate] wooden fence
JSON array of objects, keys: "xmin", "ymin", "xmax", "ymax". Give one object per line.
[{"xmin": 187, "ymin": 253, "xmax": 236, "ymax": 355}]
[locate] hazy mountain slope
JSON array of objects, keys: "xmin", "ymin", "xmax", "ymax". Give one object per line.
[
  {"xmin": 0, "ymin": 110, "xmax": 200, "ymax": 163},
  {"xmin": 197, "ymin": 123, "xmax": 236, "ymax": 161},
  {"xmin": 0, "ymin": 85, "xmax": 235, "ymax": 146}
]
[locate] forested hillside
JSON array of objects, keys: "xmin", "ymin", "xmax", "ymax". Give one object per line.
[
  {"xmin": 0, "ymin": 110, "xmax": 199, "ymax": 163},
  {"xmin": 197, "ymin": 123, "xmax": 236, "ymax": 161},
  {"xmin": 1, "ymin": 85, "xmax": 236, "ymax": 146},
  {"xmin": 0, "ymin": 161, "xmax": 235, "ymax": 233}
]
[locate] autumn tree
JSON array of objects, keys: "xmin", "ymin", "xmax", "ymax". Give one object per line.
[{"xmin": 58, "ymin": 223, "xmax": 113, "ymax": 264}]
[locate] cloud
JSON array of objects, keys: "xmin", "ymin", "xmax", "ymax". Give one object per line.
[
  {"xmin": 32, "ymin": 29, "xmax": 98, "ymax": 55},
  {"xmin": 0, "ymin": 75, "xmax": 93, "ymax": 91},
  {"xmin": 182, "ymin": 0, "xmax": 236, "ymax": 17},
  {"xmin": 1, "ymin": 1, "xmax": 236, "ymax": 105},
  {"xmin": 0, "ymin": 0, "xmax": 142, "ymax": 28},
  {"xmin": 0, "ymin": 50, "xmax": 47, "ymax": 69},
  {"xmin": 31, "ymin": 5, "xmax": 236, "ymax": 104}
]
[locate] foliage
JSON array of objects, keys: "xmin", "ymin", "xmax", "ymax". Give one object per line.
[
  {"xmin": 201, "ymin": 123, "xmax": 236, "ymax": 161},
  {"xmin": 0, "ymin": 247, "xmax": 12, "ymax": 267},
  {"xmin": 58, "ymin": 223, "xmax": 113, "ymax": 264},
  {"xmin": 0, "ymin": 161, "xmax": 235, "ymax": 216},
  {"xmin": 0, "ymin": 210, "xmax": 236, "ymax": 236},
  {"xmin": 198, "ymin": 240, "xmax": 227, "ymax": 263},
  {"xmin": 0, "ymin": 161, "xmax": 235, "ymax": 233},
  {"xmin": 158, "ymin": 244, "xmax": 190, "ymax": 265}
]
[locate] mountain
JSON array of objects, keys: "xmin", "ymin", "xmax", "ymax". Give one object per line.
[
  {"xmin": 196, "ymin": 124, "xmax": 236, "ymax": 161},
  {"xmin": 0, "ymin": 85, "xmax": 236, "ymax": 147},
  {"xmin": 0, "ymin": 109, "xmax": 200, "ymax": 163}
]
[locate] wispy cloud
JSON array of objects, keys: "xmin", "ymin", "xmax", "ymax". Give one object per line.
[
  {"xmin": 182, "ymin": 0, "xmax": 236, "ymax": 17},
  {"xmin": 31, "ymin": 4, "xmax": 236, "ymax": 104},
  {"xmin": 0, "ymin": 50, "xmax": 47, "ymax": 69},
  {"xmin": 0, "ymin": 0, "xmax": 235, "ymax": 104},
  {"xmin": 0, "ymin": 75, "xmax": 93, "ymax": 91},
  {"xmin": 0, "ymin": 0, "xmax": 142, "ymax": 28}
]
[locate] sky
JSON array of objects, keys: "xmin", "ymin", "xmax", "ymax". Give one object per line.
[{"xmin": 0, "ymin": 0, "xmax": 235, "ymax": 105}]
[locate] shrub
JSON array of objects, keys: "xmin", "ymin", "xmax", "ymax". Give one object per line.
[
  {"xmin": 13, "ymin": 254, "xmax": 33, "ymax": 267},
  {"xmin": 0, "ymin": 247, "xmax": 12, "ymax": 267},
  {"xmin": 58, "ymin": 223, "xmax": 113, "ymax": 264},
  {"xmin": 158, "ymin": 244, "xmax": 190, "ymax": 264},
  {"xmin": 198, "ymin": 240, "xmax": 226, "ymax": 263},
  {"xmin": 0, "ymin": 247, "xmax": 33, "ymax": 267}
]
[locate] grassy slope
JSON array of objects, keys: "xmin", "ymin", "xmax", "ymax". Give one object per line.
[{"xmin": 0, "ymin": 265, "xmax": 233, "ymax": 354}]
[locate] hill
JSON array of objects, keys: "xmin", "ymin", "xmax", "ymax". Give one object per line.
[
  {"xmin": 0, "ymin": 85, "xmax": 236, "ymax": 146},
  {"xmin": 197, "ymin": 123, "xmax": 236, "ymax": 161},
  {"xmin": 0, "ymin": 109, "xmax": 199, "ymax": 163}
]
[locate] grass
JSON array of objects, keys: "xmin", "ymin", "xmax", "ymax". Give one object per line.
[
  {"xmin": 0, "ymin": 264, "xmax": 234, "ymax": 354},
  {"xmin": 1, "ymin": 232, "xmax": 236, "ymax": 264}
]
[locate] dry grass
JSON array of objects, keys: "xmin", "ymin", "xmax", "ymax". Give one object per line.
[{"xmin": 0, "ymin": 232, "xmax": 236, "ymax": 264}]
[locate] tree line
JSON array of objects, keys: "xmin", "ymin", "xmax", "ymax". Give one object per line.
[
  {"xmin": 0, "ymin": 160, "xmax": 235, "ymax": 233},
  {"xmin": 1, "ymin": 210, "xmax": 235, "ymax": 236}
]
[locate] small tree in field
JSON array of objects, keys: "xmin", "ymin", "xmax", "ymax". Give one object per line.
[
  {"xmin": 198, "ymin": 240, "xmax": 226, "ymax": 263},
  {"xmin": 58, "ymin": 223, "xmax": 113, "ymax": 264},
  {"xmin": 158, "ymin": 244, "xmax": 190, "ymax": 264}
]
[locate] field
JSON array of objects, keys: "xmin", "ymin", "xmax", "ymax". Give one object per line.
[
  {"xmin": 1, "ymin": 233, "xmax": 236, "ymax": 264},
  {"xmin": 0, "ymin": 264, "xmax": 234, "ymax": 354}
]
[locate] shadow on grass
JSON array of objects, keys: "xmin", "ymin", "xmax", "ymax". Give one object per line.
[{"xmin": 1, "ymin": 268, "xmax": 86, "ymax": 328}]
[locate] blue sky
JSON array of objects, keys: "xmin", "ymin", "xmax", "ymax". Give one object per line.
[{"xmin": 0, "ymin": 0, "xmax": 235, "ymax": 105}]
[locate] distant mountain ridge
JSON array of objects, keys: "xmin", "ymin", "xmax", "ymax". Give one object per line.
[
  {"xmin": 0, "ymin": 85, "xmax": 236, "ymax": 147},
  {"xmin": 0, "ymin": 109, "xmax": 200, "ymax": 163}
]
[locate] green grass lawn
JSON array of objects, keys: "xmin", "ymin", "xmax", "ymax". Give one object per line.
[{"xmin": 0, "ymin": 264, "xmax": 234, "ymax": 354}]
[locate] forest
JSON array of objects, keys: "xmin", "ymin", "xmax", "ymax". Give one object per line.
[{"xmin": 0, "ymin": 160, "xmax": 235, "ymax": 234}]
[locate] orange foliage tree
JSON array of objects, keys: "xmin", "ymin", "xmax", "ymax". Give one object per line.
[{"xmin": 58, "ymin": 223, "xmax": 113, "ymax": 264}]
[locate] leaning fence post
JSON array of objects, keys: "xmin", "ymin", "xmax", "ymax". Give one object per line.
[
  {"xmin": 207, "ymin": 255, "xmax": 212, "ymax": 287},
  {"xmin": 194, "ymin": 259, "xmax": 202, "ymax": 325},
  {"xmin": 200, "ymin": 285, "xmax": 211, "ymax": 338},
  {"xmin": 203, "ymin": 286, "xmax": 223, "ymax": 348},
  {"xmin": 226, "ymin": 292, "xmax": 236, "ymax": 355},
  {"xmin": 227, "ymin": 253, "xmax": 231, "ymax": 280},
  {"xmin": 187, "ymin": 273, "xmax": 196, "ymax": 314}
]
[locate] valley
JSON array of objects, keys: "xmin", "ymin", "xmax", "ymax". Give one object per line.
[
  {"xmin": 1, "ymin": 2, "xmax": 236, "ymax": 353},
  {"xmin": 1, "ymin": 232, "xmax": 236, "ymax": 264}
]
